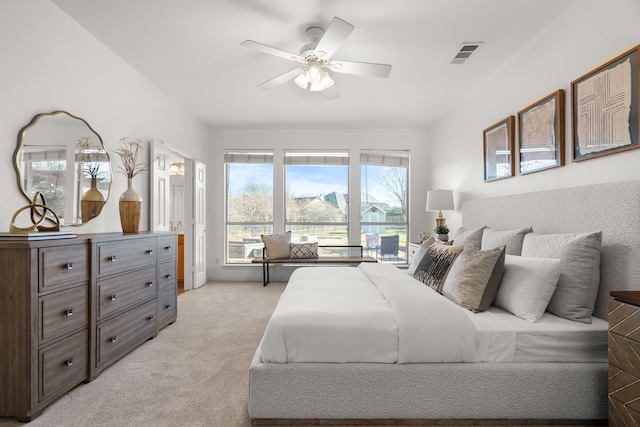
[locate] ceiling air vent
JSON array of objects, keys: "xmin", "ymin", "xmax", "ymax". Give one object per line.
[{"xmin": 450, "ymin": 42, "xmax": 483, "ymax": 65}]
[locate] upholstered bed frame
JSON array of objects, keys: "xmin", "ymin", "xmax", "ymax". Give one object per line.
[{"xmin": 248, "ymin": 180, "xmax": 640, "ymax": 423}]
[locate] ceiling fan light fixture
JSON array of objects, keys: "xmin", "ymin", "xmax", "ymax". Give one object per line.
[
  {"xmin": 294, "ymin": 73, "xmax": 309, "ymax": 89},
  {"xmin": 320, "ymin": 71, "xmax": 334, "ymax": 89},
  {"xmin": 306, "ymin": 61, "xmax": 322, "ymax": 83}
]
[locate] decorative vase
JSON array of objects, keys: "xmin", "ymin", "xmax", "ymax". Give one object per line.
[
  {"xmin": 81, "ymin": 176, "xmax": 105, "ymax": 223},
  {"xmin": 437, "ymin": 233, "xmax": 449, "ymax": 242},
  {"xmin": 119, "ymin": 178, "xmax": 142, "ymax": 233}
]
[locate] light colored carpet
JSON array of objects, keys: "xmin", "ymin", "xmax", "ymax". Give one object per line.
[{"xmin": 0, "ymin": 281, "xmax": 286, "ymax": 427}]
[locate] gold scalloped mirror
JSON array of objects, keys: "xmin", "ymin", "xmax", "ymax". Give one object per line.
[{"xmin": 13, "ymin": 110, "xmax": 112, "ymax": 226}]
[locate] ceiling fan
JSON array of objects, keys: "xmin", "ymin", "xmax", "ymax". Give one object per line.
[{"xmin": 241, "ymin": 17, "xmax": 392, "ymax": 100}]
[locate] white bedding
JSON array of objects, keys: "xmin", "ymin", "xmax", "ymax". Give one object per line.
[{"xmin": 259, "ymin": 263, "xmax": 608, "ymax": 364}]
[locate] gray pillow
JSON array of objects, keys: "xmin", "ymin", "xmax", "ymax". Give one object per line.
[
  {"xmin": 441, "ymin": 246, "xmax": 505, "ymax": 312},
  {"xmin": 260, "ymin": 231, "xmax": 291, "ymax": 259},
  {"xmin": 521, "ymin": 232, "xmax": 602, "ymax": 324},
  {"xmin": 413, "ymin": 243, "xmax": 463, "ymax": 293},
  {"xmin": 452, "ymin": 226, "xmax": 485, "ymax": 250},
  {"xmin": 406, "ymin": 236, "xmax": 436, "ymax": 276},
  {"xmin": 481, "ymin": 226, "xmax": 532, "ymax": 256}
]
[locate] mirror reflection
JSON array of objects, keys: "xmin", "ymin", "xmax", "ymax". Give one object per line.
[{"xmin": 14, "ymin": 111, "xmax": 112, "ymax": 226}]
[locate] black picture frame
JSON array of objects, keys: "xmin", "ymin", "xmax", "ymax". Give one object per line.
[
  {"xmin": 571, "ymin": 45, "xmax": 640, "ymax": 162},
  {"xmin": 483, "ymin": 116, "xmax": 515, "ymax": 182},
  {"xmin": 518, "ymin": 90, "xmax": 565, "ymax": 174}
]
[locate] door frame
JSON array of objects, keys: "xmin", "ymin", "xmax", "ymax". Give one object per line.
[{"xmin": 150, "ymin": 140, "xmax": 197, "ymax": 291}]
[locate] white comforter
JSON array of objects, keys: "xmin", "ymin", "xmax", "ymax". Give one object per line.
[{"xmin": 260, "ymin": 263, "xmax": 479, "ymax": 363}]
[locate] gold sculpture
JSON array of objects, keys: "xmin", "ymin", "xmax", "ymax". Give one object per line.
[{"xmin": 10, "ymin": 192, "xmax": 61, "ymax": 233}]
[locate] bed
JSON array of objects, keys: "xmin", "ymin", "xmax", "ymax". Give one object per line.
[{"xmin": 248, "ymin": 180, "xmax": 640, "ymax": 423}]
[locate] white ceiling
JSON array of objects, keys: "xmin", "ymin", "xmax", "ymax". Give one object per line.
[{"xmin": 51, "ymin": 0, "xmax": 578, "ymax": 129}]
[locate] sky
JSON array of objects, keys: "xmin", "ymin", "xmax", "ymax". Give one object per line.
[{"xmin": 227, "ymin": 163, "xmax": 404, "ymax": 207}]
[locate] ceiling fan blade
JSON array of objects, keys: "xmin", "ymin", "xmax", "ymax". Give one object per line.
[
  {"xmin": 257, "ymin": 68, "xmax": 304, "ymax": 90},
  {"xmin": 241, "ymin": 40, "xmax": 306, "ymax": 63},
  {"xmin": 314, "ymin": 17, "xmax": 354, "ymax": 59},
  {"xmin": 322, "ymin": 84, "xmax": 340, "ymax": 101},
  {"xmin": 328, "ymin": 60, "xmax": 392, "ymax": 78}
]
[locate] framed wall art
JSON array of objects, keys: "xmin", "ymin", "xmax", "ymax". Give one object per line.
[
  {"xmin": 483, "ymin": 116, "xmax": 515, "ymax": 182},
  {"xmin": 571, "ymin": 45, "xmax": 639, "ymax": 162},
  {"xmin": 518, "ymin": 89, "xmax": 565, "ymax": 174}
]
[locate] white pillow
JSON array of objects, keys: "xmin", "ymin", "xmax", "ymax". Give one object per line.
[
  {"xmin": 260, "ymin": 231, "xmax": 291, "ymax": 259},
  {"xmin": 493, "ymin": 255, "xmax": 561, "ymax": 322}
]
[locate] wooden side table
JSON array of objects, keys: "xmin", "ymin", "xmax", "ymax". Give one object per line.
[{"xmin": 608, "ymin": 290, "xmax": 640, "ymax": 426}]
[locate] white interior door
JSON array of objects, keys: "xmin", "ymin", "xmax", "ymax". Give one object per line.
[
  {"xmin": 150, "ymin": 139, "xmax": 171, "ymax": 231},
  {"xmin": 193, "ymin": 160, "xmax": 207, "ymax": 288}
]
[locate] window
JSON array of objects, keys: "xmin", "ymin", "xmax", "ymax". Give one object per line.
[
  {"xmin": 284, "ymin": 150, "xmax": 349, "ymax": 255},
  {"xmin": 360, "ymin": 151, "xmax": 409, "ymax": 263},
  {"xmin": 225, "ymin": 151, "xmax": 273, "ymax": 263}
]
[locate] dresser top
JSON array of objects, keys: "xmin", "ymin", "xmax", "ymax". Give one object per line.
[{"xmin": 611, "ymin": 290, "xmax": 640, "ymax": 307}]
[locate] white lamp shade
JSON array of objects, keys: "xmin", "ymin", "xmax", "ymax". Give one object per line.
[{"xmin": 426, "ymin": 189, "xmax": 454, "ymax": 211}]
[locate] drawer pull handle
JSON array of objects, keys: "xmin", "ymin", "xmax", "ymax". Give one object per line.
[
  {"xmin": 109, "ymin": 336, "xmax": 117, "ymax": 343},
  {"xmin": 146, "ymin": 281, "xmax": 154, "ymax": 287},
  {"xmin": 147, "ymin": 249, "xmax": 154, "ymax": 255},
  {"xmin": 63, "ymin": 358, "xmax": 73, "ymax": 367},
  {"xmin": 63, "ymin": 308, "xmax": 73, "ymax": 317},
  {"xmin": 165, "ymin": 274, "xmax": 172, "ymax": 279},
  {"xmin": 109, "ymin": 255, "xmax": 117, "ymax": 262},
  {"xmin": 165, "ymin": 245, "xmax": 172, "ymax": 251},
  {"xmin": 147, "ymin": 315, "xmax": 155, "ymax": 321},
  {"xmin": 64, "ymin": 262, "xmax": 73, "ymax": 270},
  {"xmin": 108, "ymin": 294, "xmax": 117, "ymax": 302},
  {"xmin": 165, "ymin": 304, "xmax": 172, "ymax": 309}
]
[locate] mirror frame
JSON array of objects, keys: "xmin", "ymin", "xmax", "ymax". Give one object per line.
[{"xmin": 13, "ymin": 110, "xmax": 112, "ymax": 226}]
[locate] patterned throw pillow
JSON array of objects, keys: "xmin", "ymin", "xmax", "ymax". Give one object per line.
[
  {"xmin": 290, "ymin": 242, "xmax": 319, "ymax": 259},
  {"xmin": 413, "ymin": 244, "xmax": 463, "ymax": 293}
]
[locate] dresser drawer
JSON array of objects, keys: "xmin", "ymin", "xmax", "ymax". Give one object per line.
[
  {"xmin": 157, "ymin": 234, "xmax": 177, "ymax": 261},
  {"xmin": 157, "ymin": 260, "xmax": 176, "ymax": 294},
  {"xmin": 158, "ymin": 288, "xmax": 177, "ymax": 326},
  {"xmin": 97, "ymin": 266, "xmax": 157, "ymax": 320},
  {"xmin": 39, "ymin": 285, "xmax": 89, "ymax": 344},
  {"xmin": 39, "ymin": 329, "xmax": 88, "ymax": 402},
  {"xmin": 96, "ymin": 237, "xmax": 157, "ymax": 277},
  {"xmin": 96, "ymin": 299, "xmax": 157, "ymax": 367},
  {"xmin": 39, "ymin": 244, "xmax": 89, "ymax": 291}
]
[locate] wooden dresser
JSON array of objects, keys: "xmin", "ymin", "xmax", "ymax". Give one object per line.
[
  {"xmin": 608, "ymin": 291, "xmax": 640, "ymax": 426},
  {"xmin": 0, "ymin": 232, "xmax": 177, "ymax": 421}
]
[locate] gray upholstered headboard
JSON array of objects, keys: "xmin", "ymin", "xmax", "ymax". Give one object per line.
[{"xmin": 462, "ymin": 180, "xmax": 640, "ymax": 320}]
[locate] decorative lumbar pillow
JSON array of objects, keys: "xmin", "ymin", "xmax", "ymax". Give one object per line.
[
  {"xmin": 520, "ymin": 232, "xmax": 602, "ymax": 324},
  {"xmin": 451, "ymin": 226, "xmax": 486, "ymax": 251},
  {"xmin": 493, "ymin": 255, "xmax": 561, "ymax": 322},
  {"xmin": 481, "ymin": 226, "xmax": 533, "ymax": 256},
  {"xmin": 407, "ymin": 236, "xmax": 436, "ymax": 276},
  {"xmin": 290, "ymin": 242, "xmax": 319, "ymax": 259},
  {"xmin": 260, "ymin": 231, "xmax": 291, "ymax": 259},
  {"xmin": 413, "ymin": 243, "xmax": 463, "ymax": 293},
  {"xmin": 441, "ymin": 245, "xmax": 506, "ymax": 312}
]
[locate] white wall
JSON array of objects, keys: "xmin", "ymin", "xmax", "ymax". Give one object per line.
[
  {"xmin": 208, "ymin": 129, "xmax": 429, "ymax": 281},
  {"xmin": 427, "ymin": 0, "xmax": 640, "ymax": 232},
  {"xmin": 0, "ymin": 0, "xmax": 209, "ymax": 233}
]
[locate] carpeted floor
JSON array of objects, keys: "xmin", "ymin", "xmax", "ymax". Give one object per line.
[{"xmin": 0, "ymin": 281, "xmax": 286, "ymax": 427}]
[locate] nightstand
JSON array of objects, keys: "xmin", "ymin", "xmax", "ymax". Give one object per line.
[
  {"xmin": 608, "ymin": 290, "xmax": 640, "ymax": 426},
  {"xmin": 407, "ymin": 242, "xmax": 421, "ymax": 265}
]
